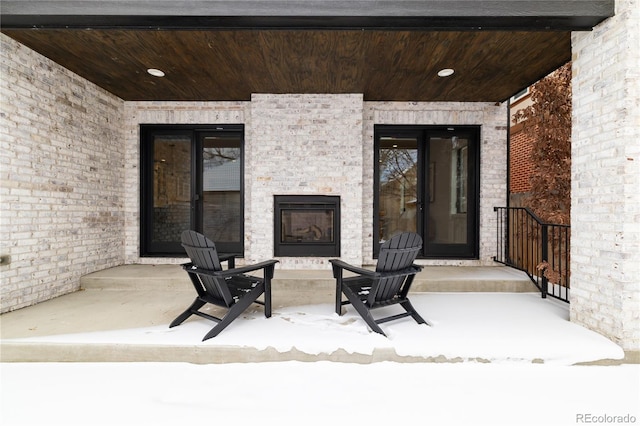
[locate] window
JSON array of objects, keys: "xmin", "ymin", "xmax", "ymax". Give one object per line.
[
  {"xmin": 510, "ymin": 87, "xmax": 530, "ymax": 104},
  {"xmin": 374, "ymin": 125, "xmax": 480, "ymax": 259},
  {"xmin": 140, "ymin": 125, "xmax": 244, "ymax": 256}
]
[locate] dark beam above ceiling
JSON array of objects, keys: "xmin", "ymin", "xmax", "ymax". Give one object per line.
[{"xmin": 1, "ymin": 0, "xmax": 614, "ymax": 30}]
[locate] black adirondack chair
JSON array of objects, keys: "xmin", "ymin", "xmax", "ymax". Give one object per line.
[
  {"xmin": 170, "ymin": 230, "xmax": 279, "ymax": 340},
  {"xmin": 330, "ymin": 232, "xmax": 429, "ymax": 336}
]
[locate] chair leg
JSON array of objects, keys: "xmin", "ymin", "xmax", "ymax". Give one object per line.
[
  {"xmin": 335, "ymin": 283, "xmax": 342, "ymax": 316},
  {"xmin": 400, "ymin": 299, "xmax": 430, "ymax": 326},
  {"xmin": 264, "ymin": 277, "xmax": 272, "ymax": 318},
  {"xmin": 342, "ymin": 287, "xmax": 386, "ymax": 336},
  {"xmin": 202, "ymin": 285, "xmax": 266, "ymax": 341},
  {"xmin": 336, "ymin": 289, "xmax": 344, "ymax": 316},
  {"xmin": 169, "ymin": 298, "xmax": 206, "ymax": 328}
]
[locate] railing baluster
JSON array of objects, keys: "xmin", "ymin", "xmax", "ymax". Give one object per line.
[
  {"xmin": 493, "ymin": 206, "xmax": 569, "ymax": 303},
  {"xmin": 565, "ymin": 226, "xmax": 568, "ymax": 289},
  {"xmin": 541, "ymin": 224, "xmax": 548, "ymax": 299}
]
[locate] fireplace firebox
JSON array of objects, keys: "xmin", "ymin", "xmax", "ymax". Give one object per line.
[{"xmin": 274, "ymin": 195, "xmax": 340, "ymax": 257}]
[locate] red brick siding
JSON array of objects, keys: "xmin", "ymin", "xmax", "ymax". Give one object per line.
[{"xmin": 510, "ymin": 121, "xmax": 534, "ymax": 193}]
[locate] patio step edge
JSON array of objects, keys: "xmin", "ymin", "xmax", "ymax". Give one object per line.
[{"xmin": 80, "ymin": 265, "xmax": 537, "ymax": 293}]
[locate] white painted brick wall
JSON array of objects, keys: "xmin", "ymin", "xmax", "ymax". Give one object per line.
[
  {"xmin": 123, "ymin": 97, "xmax": 506, "ymax": 269},
  {"xmin": 248, "ymin": 94, "xmax": 364, "ymax": 268},
  {"xmin": 571, "ymin": 0, "xmax": 640, "ymax": 351},
  {"xmin": 0, "ymin": 34, "xmax": 125, "ymax": 313}
]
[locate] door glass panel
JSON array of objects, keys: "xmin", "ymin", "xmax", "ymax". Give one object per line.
[
  {"xmin": 152, "ymin": 135, "xmax": 192, "ymax": 243},
  {"xmin": 374, "ymin": 125, "xmax": 478, "ymax": 259},
  {"xmin": 378, "ymin": 137, "xmax": 418, "ymax": 243},
  {"xmin": 202, "ymin": 135, "xmax": 242, "ymax": 245},
  {"xmin": 428, "ymin": 136, "xmax": 469, "ymax": 244}
]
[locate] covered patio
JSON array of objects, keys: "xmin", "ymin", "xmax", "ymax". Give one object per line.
[
  {"xmin": 0, "ymin": 265, "xmax": 623, "ymax": 365},
  {"xmin": 1, "ymin": 0, "xmax": 638, "ymax": 361}
]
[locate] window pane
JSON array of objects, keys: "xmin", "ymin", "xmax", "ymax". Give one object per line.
[
  {"xmin": 378, "ymin": 137, "xmax": 418, "ymax": 242},
  {"xmin": 428, "ymin": 136, "xmax": 469, "ymax": 244},
  {"xmin": 153, "ymin": 136, "xmax": 191, "ymax": 243},
  {"xmin": 202, "ymin": 135, "xmax": 242, "ymax": 243}
]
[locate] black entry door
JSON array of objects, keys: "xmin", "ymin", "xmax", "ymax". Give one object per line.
[
  {"xmin": 140, "ymin": 125, "xmax": 244, "ymax": 256},
  {"xmin": 374, "ymin": 125, "xmax": 479, "ymax": 259}
]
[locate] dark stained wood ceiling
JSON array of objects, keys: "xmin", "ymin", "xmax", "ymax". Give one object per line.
[{"xmin": 2, "ymin": 28, "xmax": 571, "ymax": 102}]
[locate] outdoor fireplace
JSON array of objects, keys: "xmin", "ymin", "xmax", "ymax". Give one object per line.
[{"xmin": 274, "ymin": 195, "xmax": 340, "ymax": 257}]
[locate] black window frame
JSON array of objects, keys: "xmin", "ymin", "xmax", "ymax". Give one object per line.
[
  {"xmin": 140, "ymin": 124, "xmax": 245, "ymax": 257},
  {"xmin": 373, "ymin": 124, "xmax": 480, "ymax": 259}
]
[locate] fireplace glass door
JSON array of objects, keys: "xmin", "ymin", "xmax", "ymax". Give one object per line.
[
  {"xmin": 274, "ymin": 195, "xmax": 340, "ymax": 257},
  {"xmin": 280, "ymin": 209, "xmax": 335, "ymax": 244}
]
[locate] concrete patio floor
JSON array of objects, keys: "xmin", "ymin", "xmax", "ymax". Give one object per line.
[{"xmin": 0, "ymin": 265, "xmax": 626, "ymax": 365}]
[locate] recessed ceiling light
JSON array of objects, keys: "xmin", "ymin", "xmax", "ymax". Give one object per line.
[
  {"xmin": 438, "ymin": 68, "xmax": 455, "ymax": 77},
  {"xmin": 147, "ymin": 68, "xmax": 165, "ymax": 77}
]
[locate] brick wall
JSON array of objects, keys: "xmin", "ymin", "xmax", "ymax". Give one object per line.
[
  {"xmin": 0, "ymin": 34, "xmax": 125, "ymax": 313},
  {"xmin": 509, "ymin": 122, "xmax": 534, "ymax": 194},
  {"xmin": 123, "ymin": 96, "xmax": 364, "ymax": 269},
  {"xmin": 248, "ymin": 94, "xmax": 364, "ymax": 268},
  {"xmin": 571, "ymin": 0, "xmax": 640, "ymax": 352},
  {"xmin": 123, "ymin": 97, "xmax": 506, "ymax": 269}
]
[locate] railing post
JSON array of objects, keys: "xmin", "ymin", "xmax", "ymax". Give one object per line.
[
  {"xmin": 493, "ymin": 207, "xmax": 499, "ymax": 262},
  {"xmin": 541, "ymin": 223, "xmax": 548, "ymax": 299}
]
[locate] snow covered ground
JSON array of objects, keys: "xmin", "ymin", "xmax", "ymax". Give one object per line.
[
  {"xmin": 1, "ymin": 293, "xmax": 638, "ymax": 426},
  {"xmin": 2, "ymin": 362, "xmax": 638, "ymax": 426},
  {"xmin": 2, "ymin": 293, "xmax": 626, "ymax": 364}
]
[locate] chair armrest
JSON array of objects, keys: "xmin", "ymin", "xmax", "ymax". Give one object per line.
[
  {"xmin": 215, "ymin": 260, "xmax": 279, "ymax": 279},
  {"xmin": 377, "ymin": 265, "xmax": 423, "ymax": 278},
  {"xmin": 182, "ymin": 260, "xmax": 279, "ymax": 280},
  {"xmin": 329, "ymin": 259, "xmax": 377, "ymax": 278}
]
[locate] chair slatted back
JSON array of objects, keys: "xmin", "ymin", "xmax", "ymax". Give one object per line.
[
  {"xmin": 371, "ymin": 232, "xmax": 422, "ymax": 304},
  {"xmin": 181, "ymin": 230, "xmax": 234, "ymax": 306}
]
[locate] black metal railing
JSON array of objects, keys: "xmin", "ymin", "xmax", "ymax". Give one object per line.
[{"xmin": 494, "ymin": 207, "xmax": 570, "ymax": 303}]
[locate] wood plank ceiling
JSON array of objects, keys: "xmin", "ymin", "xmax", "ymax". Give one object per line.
[{"xmin": 2, "ymin": 28, "xmax": 571, "ymax": 102}]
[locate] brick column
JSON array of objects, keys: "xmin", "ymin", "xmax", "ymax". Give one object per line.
[
  {"xmin": 248, "ymin": 94, "xmax": 364, "ymax": 268},
  {"xmin": 571, "ymin": 0, "xmax": 640, "ymax": 356}
]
